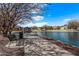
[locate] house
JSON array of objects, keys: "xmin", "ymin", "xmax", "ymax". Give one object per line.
[
  {"xmin": 60, "ymin": 25, "xmax": 68, "ymax": 30},
  {"xmin": 24, "ymin": 27, "xmax": 32, "ymax": 33}
]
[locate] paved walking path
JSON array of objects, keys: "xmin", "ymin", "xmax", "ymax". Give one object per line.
[{"xmin": 6, "ymin": 32, "xmax": 74, "ymax": 56}]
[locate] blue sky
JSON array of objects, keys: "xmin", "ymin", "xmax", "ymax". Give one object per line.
[
  {"xmin": 18, "ymin": 3, "xmax": 79, "ymax": 27},
  {"xmin": 41, "ymin": 3, "xmax": 79, "ymax": 26}
]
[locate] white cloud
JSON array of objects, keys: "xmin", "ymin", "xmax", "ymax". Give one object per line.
[
  {"xmin": 32, "ymin": 16, "xmax": 44, "ymax": 21},
  {"xmin": 22, "ymin": 22, "xmax": 48, "ymax": 27},
  {"xmin": 63, "ymin": 19, "xmax": 71, "ymax": 23},
  {"xmin": 40, "ymin": 4, "xmax": 48, "ymax": 7},
  {"xmin": 17, "ymin": 22, "xmax": 48, "ymax": 27},
  {"xmin": 33, "ymin": 22, "xmax": 48, "ymax": 27},
  {"xmin": 31, "ymin": 11, "xmax": 37, "ymax": 14},
  {"xmin": 31, "ymin": 9, "xmax": 40, "ymax": 14}
]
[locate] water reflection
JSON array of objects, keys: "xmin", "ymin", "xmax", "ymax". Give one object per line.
[
  {"xmin": 42, "ymin": 32, "xmax": 79, "ymax": 47},
  {"xmin": 67, "ymin": 32, "xmax": 79, "ymax": 47}
]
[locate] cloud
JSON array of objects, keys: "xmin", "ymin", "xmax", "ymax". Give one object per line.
[
  {"xmin": 33, "ymin": 22, "xmax": 48, "ymax": 27},
  {"xmin": 63, "ymin": 19, "xmax": 71, "ymax": 23},
  {"xmin": 31, "ymin": 9, "xmax": 40, "ymax": 14},
  {"xmin": 40, "ymin": 4, "xmax": 48, "ymax": 7},
  {"xmin": 17, "ymin": 22, "xmax": 48, "ymax": 27},
  {"xmin": 31, "ymin": 4, "xmax": 47, "ymax": 14},
  {"xmin": 31, "ymin": 11, "xmax": 37, "ymax": 14},
  {"xmin": 18, "ymin": 22, "xmax": 48, "ymax": 27},
  {"xmin": 32, "ymin": 16, "xmax": 44, "ymax": 21}
]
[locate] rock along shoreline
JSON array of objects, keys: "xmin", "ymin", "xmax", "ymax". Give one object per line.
[{"xmin": 37, "ymin": 32, "xmax": 79, "ymax": 56}]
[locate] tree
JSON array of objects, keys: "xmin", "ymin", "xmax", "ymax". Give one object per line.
[
  {"xmin": 56, "ymin": 26, "xmax": 61, "ymax": 30},
  {"xmin": 0, "ymin": 3, "xmax": 42, "ymax": 37},
  {"xmin": 67, "ymin": 20, "xmax": 79, "ymax": 29},
  {"xmin": 32, "ymin": 26, "xmax": 38, "ymax": 30},
  {"xmin": 42, "ymin": 25, "xmax": 54, "ymax": 30},
  {"xmin": 42, "ymin": 25, "xmax": 48, "ymax": 30},
  {"xmin": 48, "ymin": 26, "xmax": 53, "ymax": 30}
]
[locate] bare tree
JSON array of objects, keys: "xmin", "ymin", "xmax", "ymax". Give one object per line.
[
  {"xmin": 67, "ymin": 20, "xmax": 79, "ymax": 29},
  {"xmin": 0, "ymin": 3, "xmax": 42, "ymax": 37}
]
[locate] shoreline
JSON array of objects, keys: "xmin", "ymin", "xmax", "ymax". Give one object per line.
[
  {"xmin": 37, "ymin": 32, "xmax": 79, "ymax": 55},
  {"xmin": 32, "ymin": 30, "xmax": 79, "ymax": 32},
  {"xmin": 47, "ymin": 38, "xmax": 79, "ymax": 55},
  {"xmin": 5, "ymin": 32, "xmax": 74, "ymax": 56}
]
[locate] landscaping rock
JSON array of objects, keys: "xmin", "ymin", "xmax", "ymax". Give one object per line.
[
  {"xmin": 0, "ymin": 35, "xmax": 24, "ymax": 56},
  {"xmin": 0, "ymin": 35, "xmax": 9, "ymax": 46}
]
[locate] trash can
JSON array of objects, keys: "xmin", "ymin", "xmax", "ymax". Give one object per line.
[{"xmin": 19, "ymin": 32, "xmax": 23, "ymax": 39}]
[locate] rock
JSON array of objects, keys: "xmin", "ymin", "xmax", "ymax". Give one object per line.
[
  {"xmin": 0, "ymin": 35, "xmax": 24, "ymax": 56},
  {"xmin": 42, "ymin": 51, "xmax": 47, "ymax": 54},
  {"xmin": 1, "ymin": 47, "xmax": 24, "ymax": 56},
  {"xmin": 0, "ymin": 35, "xmax": 9, "ymax": 46}
]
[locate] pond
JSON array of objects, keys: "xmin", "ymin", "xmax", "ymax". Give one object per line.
[{"xmin": 41, "ymin": 32, "xmax": 79, "ymax": 48}]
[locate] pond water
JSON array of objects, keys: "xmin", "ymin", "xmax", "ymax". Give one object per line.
[{"xmin": 41, "ymin": 32, "xmax": 79, "ymax": 48}]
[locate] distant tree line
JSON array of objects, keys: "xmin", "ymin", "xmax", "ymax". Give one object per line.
[
  {"xmin": 67, "ymin": 20, "xmax": 79, "ymax": 29},
  {"xmin": 31, "ymin": 19, "xmax": 79, "ymax": 30}
]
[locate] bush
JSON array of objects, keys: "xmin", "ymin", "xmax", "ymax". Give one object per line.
[{"xmin": 8, "ymin": 34, "xmax": 17, "ymax": 41}]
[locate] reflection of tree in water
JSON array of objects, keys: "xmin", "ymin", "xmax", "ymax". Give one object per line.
[
  {"xmin": 52, "ymin": 32, "xmax": 61, "ymax": 40},
  {"xmin": 67, "ymin": 32, "xmax": 79, "ymax": 46},
  {"xmin": 43, "ymin": 25, "xmax": 48, "ymax": 37},
  {"xmin": 44, "ymin": 31, "xmax": 48, "ymax": 37}
]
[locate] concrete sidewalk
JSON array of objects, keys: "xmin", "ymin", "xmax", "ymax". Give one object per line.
[{"xmin": 6, "ymin": 32, "xmax": 74, "ymax": 56}]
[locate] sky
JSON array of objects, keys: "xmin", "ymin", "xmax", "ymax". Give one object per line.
[
  {"xmin": 41, "ymin": 3, "xmax": 79, "ymax": 26},
  {"xmin": 18, "ymin": 3, "xmax": 79, "ymax": 27}
]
